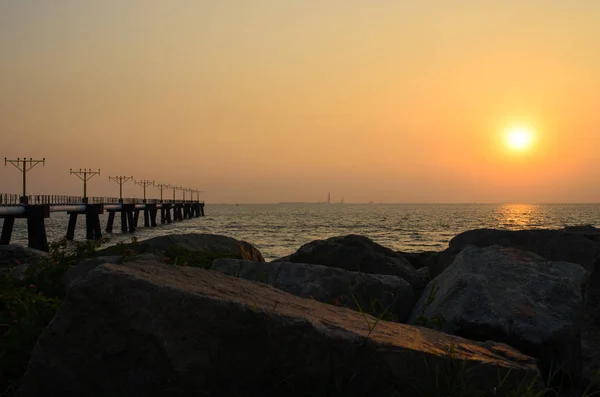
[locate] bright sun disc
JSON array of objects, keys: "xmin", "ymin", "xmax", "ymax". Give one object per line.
[{"xmin": 506, "ymin": 126, "xmax": 534, "ymax": 151}]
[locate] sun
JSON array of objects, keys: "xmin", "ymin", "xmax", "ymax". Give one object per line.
[{"xmin": 505, "ymin": 126, "xmax": 534, "ymax": 151}]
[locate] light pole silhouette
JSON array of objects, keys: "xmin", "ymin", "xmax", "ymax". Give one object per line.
[
  {"xmin": 108, "ymin": 176, "xmax": 133, "ymax": 203},
  {"xmin": 154, "ymin": 183, "xmax": 170, "ymax": 203},
  {"xmin": 171, "ymin": 185, "xmax": 180, "ymax": 202},
  {"xmin": 135, "ymin": 180, "xmax": 154, "ymax": 203},
  {"xmin": 70, "ymin": 168, "xmax": 100, "ymax": 204},
  {"xmin": 192, "ymin": 189, "xmax": 204, "ymax": 202},
  {"xmin": 5, "ymin": 157, "xmax": 45, "ymax": 204}
]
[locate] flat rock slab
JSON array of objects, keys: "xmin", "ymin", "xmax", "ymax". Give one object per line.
[
  {"xmin": 20, "ymin": 260, "xmax": 540, "ymax": 397},
  {"xmin": 211, "ymin": 258, "xmax": 415, "ymax": 322},
  {"xmin": 410, "ymin": 245, "xmax": 588, "ymax": 379}
]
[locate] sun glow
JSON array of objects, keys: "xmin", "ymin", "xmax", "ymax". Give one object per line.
[{"xmin": 505, "ymin": 126, "xmax": 535, "ymax": 151}]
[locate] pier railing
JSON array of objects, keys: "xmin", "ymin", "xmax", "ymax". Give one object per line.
[
  {"xmin": 0, "ymin": 193, "xmax": 206, "ymax": 251},
  {"xmin": 0, "ymin": 193, "xmax": 204, "ymax": 206}
]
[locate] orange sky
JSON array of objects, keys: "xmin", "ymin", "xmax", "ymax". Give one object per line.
[{"xmin": 1, "ymin": 1, "xmax": 599, "ymax": 203}]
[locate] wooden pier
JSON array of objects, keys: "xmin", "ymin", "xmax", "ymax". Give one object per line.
[{"xmin": 0, "ymin": 194, "xmax": 205, "ymax": 251}]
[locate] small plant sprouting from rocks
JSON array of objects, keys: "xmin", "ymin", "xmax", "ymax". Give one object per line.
[
  {"xmin": 351, "ymin": 293, "xmax": 391, "ymax": 341},
  {"xmin": 115, "ymin": 237, "xmax": 139, "ymax": 263},
  {"xmin": 1, "ymin": 238, "xmax": 101, "ymax": 395},
  {"xmin": 414, "ymin": 280, "xmax": 446, "ymax": 331},
  {"xmin": 163, "ymin": 244, "xmax": 242, "ymax": 269}
]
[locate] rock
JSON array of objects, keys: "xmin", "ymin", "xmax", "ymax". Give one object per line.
[
  {"xmin": 211, "ymin": 258, "xmax": 415, "ymax": 322},
  {"xmin": 12, "ymin": 263, "xmax": 34, "ymax": 280},
  {"xmin": 20, "ymin": 260, "xmax": 540, "ymax": 397},
  {"xmin": 0, "ymin": 244, "xmax": 47, "ymax": 268},
  {"xmin": 401, "ymin": 251, "xmax": 440, "ymax": 270},
  {"xmin": 432, "ymin": 228, "xmax": 600, "ymax": 279},
  {"xmin": 561, "ymin": 225, "xmax": 600, "ymax": 243},
  {"xmin": 277, "ymin": 235, "xmax": 428, "ymax": 291},
  {"xmin": 410, "ymin": 245, "xmax": 588, "ymax": 381},
  {"xmin": 63, "ymin": 254, "xmax": 160, "ymax": 289},
  {"xmin": 94, "ymin": 233, "xmax": 265, "ymax": 263}
]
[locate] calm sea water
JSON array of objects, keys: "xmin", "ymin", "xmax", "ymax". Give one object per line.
[{"xmin": 2, "ymin": 203, "xmax": 600, "ymax": 261}]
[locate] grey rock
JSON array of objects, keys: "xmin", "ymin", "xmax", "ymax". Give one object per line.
[
  {"xmin": 561, "ymin": 225, "xmax": 600, "ymax": 243},
  {"xmin": 211, "ymin": 258, "xmax": 415, "ymax": 322},
  {"xmin": 20, "ymin": 260, "xmax": 540, "ymax": 397},
  {"xmin": 431, "ymin": 228, "xmax": 600, "ymax": 281},
  {"xmin": 12, "ymin": 263, "xmax": 35, "ymax": 280},
  {"xmin": 401, "ymin": 251, "xmax": 440, "ymax": 270},
  {"xmin": 95, "ymin": 233, "xmax": 264, "ymax": 262},
  {"xmin": 0, "ymin": 244, "xmax": 47, "ymax": 268},
  {"xmin": 63, "ymin": 254, "xmax": 160, "ymax": 289},
  {"xmin": 410, "ymin": 245, "xmax": 588, "ymax": 380},
  {"xmin": 277, "ymin": 234, "xmax": 428, "ymax": 291}
]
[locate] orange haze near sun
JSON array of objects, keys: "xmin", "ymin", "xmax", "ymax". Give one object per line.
[{"xmin": 1, "ymin": 1, "xmax": 599, "ymax": 204}]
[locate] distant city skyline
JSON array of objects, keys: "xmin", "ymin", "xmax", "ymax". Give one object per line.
[{"xmin": 2, "ymin": 1, "xmax": 600, "ymax": 204}]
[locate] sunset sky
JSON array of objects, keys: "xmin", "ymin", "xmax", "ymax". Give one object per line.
[{"xmin": 1, "ymin": 1, "xmax": 599, "ymax": 204}]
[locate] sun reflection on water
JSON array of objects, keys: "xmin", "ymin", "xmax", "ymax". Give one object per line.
[{"xmin": 496, "ymin": 204, "xmax": 544, "ymax": 229}]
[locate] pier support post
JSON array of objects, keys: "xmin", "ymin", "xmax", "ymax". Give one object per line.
[
  {"xmin": 147, "ymin": 204, "xmax": 157, "ymax": 227},
  {"xmin": 164, "ymin": 204, "xmax": 172, "ymax": 223},
  {"xmin": 200, "ymin": 203, "xmax": 205, "ymax": 216},
  {"xmin": 85, "ymin": 204, "xmax": 103, "ymax": 240},
  {"xmin": 66, "ymin": 213, "xmax": 78, "ymax": 240},
  {"xmin": 120, "ymin": 210, "xmax": 128, "ymax": 232},
  {"xmin": 0, "ymin": 217, "xmax": 15, "ymax": 245},
  {"xmin": 25, "ymin": 205, "xmax": 50, "ymax": 251},
  {"xmin": 123, "ymin": 204, "xmax": 136, "ymax": 233},
  {"xmin": 133, "ymin": 209, "xmax": 140, "ymax": 228},
  {"xmin": 106, "ymin": 211, "xmax": 115, "ymax": 233},
  {"xmin": 143, "ymin": 207, "xmax": 150, "ymax": 227}
]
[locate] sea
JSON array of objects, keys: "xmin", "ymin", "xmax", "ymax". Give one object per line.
[{"xmin": 2, "ymin": 203, "xmax": 600, "ymax": 261}]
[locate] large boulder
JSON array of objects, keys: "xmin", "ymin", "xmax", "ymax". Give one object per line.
[
  {"xmin": 20, "ymin": 260, "xmax": 540, "ymax": 397},
  {"xmin": 276, "ymin": 235, "xmax": 428, "ymax": 291},
  {"xmin": 431, "ymin": 228, "xmax": 600, "ymax": 280},
  {"xmin": 561, "ymin": 225, "xmax": 600, "ymax": 243},
  {"xmin": 0, "ymin": 244, "xmax": 48, "ymax": 280},
  {"xmin": 63, "ymin": 254, "xmax": 160, "ymax": 289},
  {"xmin": 0, "ymin": 244, "xmax": 47, "ymax": 268},
  {"xmin": 401, "ymin": 251, "xmax": 441, "ymax": 270},
  {"xmin": 211, "ymin": 258, "xmax": 415, "ymax": 322},
  {"xmin": 410, "ymin": 245, "xmax": 588, "ymax": 381},
  {"xmin": 95, "ymin": 233, "xmax": 265, "ymax": 263}
]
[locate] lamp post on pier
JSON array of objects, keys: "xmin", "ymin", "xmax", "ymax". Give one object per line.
[
  {"xmin": 135, "ymin": 180, "xmax": 154, "ymax": 203},
  {"xmin": 193, "ymin": 190, "xmax": 204, "ymax": 202},
  {"xmin": 154, "ymin": 183, "xmax": 170, "ymax": 203},
  {"xmin": 5, "ymin": 157, "xmax": 45, "ymax": 204},
  {"xmin": 108, "ymin": 176, "xmax": 134, "ymax": 204},
  {"xmin": 70, "ymin": 168, "xmax": 100, "ymax": 204},
  {"xmin": 171, "ymin": 186, "xmax": 180, "ymax": 202}
]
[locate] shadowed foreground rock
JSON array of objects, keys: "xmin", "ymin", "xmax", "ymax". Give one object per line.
[
  {"xmin": 275, "ymin": 234, "xmax": 428, "ymax": 291},
  {"xmin": 0, "ymin": 244, "xmax": 47, "ymax": 268},
  {"xmin": 410, "ymin": 245, "xmax": 587, "ymax": 381},
  {"xmin": 63, "ymin": 253, "xmax": 160, "ymax": 289},
  {"xmin": 95, "ymin": 233, "xmax": 265, "ymax": 262},
  {"xmin": 211, "ymin": 258, "xmax": 415, "ymax": 322},
  {"xmin": 20, "ymin": 261, "xmax": 540, "ymax": 397}
]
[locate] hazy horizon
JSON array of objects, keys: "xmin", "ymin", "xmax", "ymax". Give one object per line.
[{"xmin": 2, "ymin": 1, "xmax": 599, "ymax": 204}]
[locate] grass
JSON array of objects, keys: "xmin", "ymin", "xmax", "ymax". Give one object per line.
[
  {"xmin": 0, "ymin": 237, "xmax": 103, "ymax": 395},
  {"xmin": 163, "ymin": 244, "xmax": 242, "ymax": 268}
]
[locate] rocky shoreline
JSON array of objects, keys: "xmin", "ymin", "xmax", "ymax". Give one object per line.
[{"xmin": 3, "ymin": 226, "xmax": 600, "ymax": 396}]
